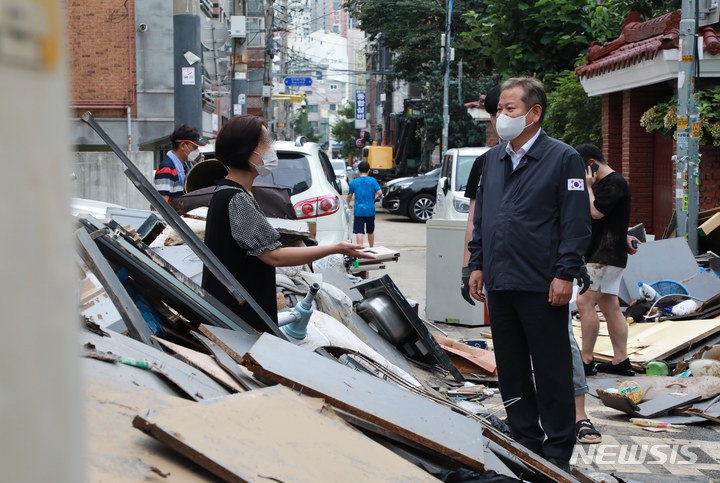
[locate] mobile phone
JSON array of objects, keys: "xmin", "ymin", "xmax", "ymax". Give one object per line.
[
  {"xmin": 587, "ymin": 161, "xmax": 599, "ymax": 175},
  {"xmin": 631, "ymin": 239, "xmax": 638, "ymax": 249}
]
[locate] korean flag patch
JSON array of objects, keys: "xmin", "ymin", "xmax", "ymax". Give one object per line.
[{"xmin": 568, "ymin": 179, "xmax": 584, "ymax": 191}]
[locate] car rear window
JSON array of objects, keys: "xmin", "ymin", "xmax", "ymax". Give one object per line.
[
  {"xmin": 254, "ymin": 153, "xmax": 312, "ymax": 195},
  {"xmin": 456, "ymin": 155, "xmax": 478, "ymax": 191}
]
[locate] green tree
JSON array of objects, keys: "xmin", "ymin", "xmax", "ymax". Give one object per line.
[
  {"xmin": 345, "ymin": 0, "xmax": 495, "ymax": 166},
  {"xmin": 331, "ymin": 101, "xmax": 359, "ymax": 159},
  {"xmin": 543, "ymin": 70, "xmax": 601, "ymax": 146},
  {"xmin": 292, "ymin": 108, "xmax": 319, "ymax": 143}
]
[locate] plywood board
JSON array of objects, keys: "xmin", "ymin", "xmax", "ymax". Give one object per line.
[
  {"xmin": 240, "ymin": 333, "xmax": 485, "ymax": 471},
  {"xmin": 153, "ymin": 337, "xmax": 244, "ymax": 393},
  {"xmin": 133, "ymin": 386, "xmax": 440, "ymax": 483},
  {"xmin": 573, "ymin": 319, "xmax": 720, "ymax": 368},
  {"xmin": 85, "ymin": 377, "xmax": 216, "ymax": 482},
  {"xmin": 190, "ymin": 331, "xmax": 262, "ymax": 391},
  {"xmin": 198, "ymin": 325, "xmax": 258, "ymax": 364},
  {"xmin": 434, "ymin": 335, "xmax": 496, "ymax": 375},
  {"xmin": 82, "ymin": 328, "xmax": 230, "ymax": 401}
]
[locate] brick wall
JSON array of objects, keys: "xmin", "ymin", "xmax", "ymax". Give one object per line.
[
  {"xmin": 485, "ymin": 123, "xmax": 499, "ymax": 146},
  {"xmin": 622, "ymin": 88, "xmax": 657, "ymax": 230},
  {"xmin": 602, "ymin": 92, "xmax": 623, "ymax": 169},
  {"xmin": 68, "ymin": 0, "xmax": 136, "ymax": 117},
  {"xmin": 698, "ymin": 146, "xmax": 720, "ymax": 210}
]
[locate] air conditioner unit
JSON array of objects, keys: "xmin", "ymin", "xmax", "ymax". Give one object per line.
[
  {"xmin": 699, "ymin": 0, "xmax": 719, "ymax": 27},
  {"xmin": 230, "ymin": 16, "xmax": 246, "ymax": 38}
]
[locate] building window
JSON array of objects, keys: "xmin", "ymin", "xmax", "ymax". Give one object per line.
[
  {"xmin": 329, "ymin": 84, "xmax": 338, "ymax": 91},
  {"xmin": 329, "ymin": 103, "xmax": 337, "ymax": 111},
  {"xmin": 307, "ymin": 105, "xmax": 319, "ymax": 113}
]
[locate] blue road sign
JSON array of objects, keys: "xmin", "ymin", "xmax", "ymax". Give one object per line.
[{"xmin": 284, "ymin": 77, "xmax": 313, "ymax": 87}]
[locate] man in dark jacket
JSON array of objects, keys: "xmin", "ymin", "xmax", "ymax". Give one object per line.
[{"xmin": 468, "ymin": 77, "xmax": 591, "ymax": 471}]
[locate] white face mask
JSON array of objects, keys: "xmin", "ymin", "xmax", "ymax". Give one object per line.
[
  {"xmin": 187, "ymin": 148, "xmax": 201, "ymax": 163},
  {"xmin": 252, "ymin": 149, "xmax": 279, "ymax": 177},
  {"xmin": 496, "ymin": 109, "xmax": 535, "ymax": 141}
]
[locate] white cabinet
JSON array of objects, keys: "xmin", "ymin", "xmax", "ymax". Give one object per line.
[{"xmin": 425, "ymin": 219, "xmax": 486, "ymax": 326}]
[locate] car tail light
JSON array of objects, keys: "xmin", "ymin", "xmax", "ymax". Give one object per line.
[{"xmin": 294, "ymin": 195, "xmax": 340, "ymax": 219}]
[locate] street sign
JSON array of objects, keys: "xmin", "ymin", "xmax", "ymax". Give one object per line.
[{"xmin": 284, "ymin": 77, "xmax": 312, "ymax": 87}]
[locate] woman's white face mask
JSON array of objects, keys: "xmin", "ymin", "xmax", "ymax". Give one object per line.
[{"xmin": 251, "ymin": 148, "xmax": 279, "ymax": 176}]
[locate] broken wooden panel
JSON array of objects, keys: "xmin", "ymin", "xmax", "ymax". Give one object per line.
[
  {"xmin": 573, "ymin": 318, "xmax": 720, "ymax": 369},
  {"xmin": 82, "ymin": 328, "xmax": 230, "ymax": 401},
  {"xmin": 198, "ymin": 325, "xmax": 259, "ymax": 364},
  {"xmin": 153, "ymin": 337, "xmax": 245, "ymax": 393},
  {"xmin": 85, "ymin": 377, "xmax": 216, "ymax": 482},
  {"xmin": 434, "ymin": 335, "xmax": 497, "ymax": 375},
  {"xmin": 133, "ymin": 386, "xmax": 440, "ymax": 483},
  {"xmin": 190, "ymin": 331, "xmax": 262, "ymax": 391},
  {"xmin": 240, "ymin": 333, "xmax": 485, "ymax": 471}
]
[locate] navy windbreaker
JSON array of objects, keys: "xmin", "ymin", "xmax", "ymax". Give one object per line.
[{"xmin": 468, "ymin": 130, "xmax": 591, "ymax": 293}]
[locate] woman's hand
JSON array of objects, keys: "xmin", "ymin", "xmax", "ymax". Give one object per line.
[{"xmin": 335, "ymin": 242, "xmax": 377, "ymax": 259}]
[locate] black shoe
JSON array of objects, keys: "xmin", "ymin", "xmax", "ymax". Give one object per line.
[
  {"xmin": 583, "ymin": 360, "xmax": 597, "ymax": 376},
  {"xmin": 547, "ymin": 457, "xmax": 571, "ymax": 473},
  {"xmin": 596, "ymin": 358, "xmax": 635, "ymax": 376}
]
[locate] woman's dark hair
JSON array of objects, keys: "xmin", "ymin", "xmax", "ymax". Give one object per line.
[{"xmin": 215, "ymin": 115, "xmax": 268, "ymax": 170}]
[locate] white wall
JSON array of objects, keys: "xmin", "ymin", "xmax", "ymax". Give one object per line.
[{"xmin": 72, "ymin": 152, "xmax": 155, "ymax": 209}]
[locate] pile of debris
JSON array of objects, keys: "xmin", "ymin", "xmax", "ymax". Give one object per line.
[
  {"xmin": 572, "ymin": 223, "xmax": 720, "ymax": 431},
  {"xmin": 76, "ymin": 113, "xmax": 589, "ymax": 482}
]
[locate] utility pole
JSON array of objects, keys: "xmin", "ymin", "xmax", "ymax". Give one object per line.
[
  {"xmin": 675, "ymin": 0, "xmax": 700, "ymax": 254},
  {"xmin": 279, "ymin": 0, "xmax": 289, "ymax": 140},
  {"xmin": 263, "ymin": 0, "xmax": 275, "ymax": 125},
  {"xmin": 441, "ymin": 0, "xmax": 453, "ymax": 156},
  {"xmin": 231, "ymin": 0, "xmax": 248, "ymax": 117},
  {"xmin": 457, "ymin": 59, "xmax": 463, "ymax": 104}
]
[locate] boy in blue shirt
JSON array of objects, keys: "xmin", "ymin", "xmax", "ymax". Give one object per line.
[{"xmin": 347, "ymin": 161, "xmax": 382, "ymax": 247}]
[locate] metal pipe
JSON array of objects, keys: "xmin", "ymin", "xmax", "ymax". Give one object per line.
[{"xmin": 127, "ymin": 106, "xmax": 132, "ymax": 151}]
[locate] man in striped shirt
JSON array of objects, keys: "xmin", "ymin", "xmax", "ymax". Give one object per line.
[{"xmin": 154, "ymin": 124, "xmax": 206, "ymax": 204}]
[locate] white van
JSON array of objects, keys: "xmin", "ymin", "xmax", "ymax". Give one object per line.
[{"xmin": 434, "ymin": 147, "xmax": 490, "ymax": 220}]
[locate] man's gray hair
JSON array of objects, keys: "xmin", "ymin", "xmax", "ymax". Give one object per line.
[{"xmin": 501, "ymin": 77, "xmax": 547, "ymax": 122}]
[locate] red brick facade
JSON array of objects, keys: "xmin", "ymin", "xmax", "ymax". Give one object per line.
[
  {"xmin": 600, "ymin": 84, "xmax": 720, "ymax": 235},
  {"xmin": 68, "ymin": 0, "xmax": 137, "ymax": 117},
  {"xmin": 485, "ymin": 123, "xmax": 499, "ymax": 147}
]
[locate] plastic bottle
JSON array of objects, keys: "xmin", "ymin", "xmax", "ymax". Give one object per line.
[
  {"xmin": 671, "ymin": 299, "xmax": 699, "ymax": 316},
  {"xmin": 637, "ymin": 282, "xmax": 659, "ymax": 302}
]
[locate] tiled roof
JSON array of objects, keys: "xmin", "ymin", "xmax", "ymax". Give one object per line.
[{"xmin": 577, "ymin": 10, "xmax": 720, "ymax": 79}]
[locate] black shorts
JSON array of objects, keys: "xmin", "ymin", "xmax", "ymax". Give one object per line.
[{"xmin": 353, "ymin": 215, "xmax": 375, "ymax": 234}]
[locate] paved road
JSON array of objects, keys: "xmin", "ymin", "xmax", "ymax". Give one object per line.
[{"xmin": 370, "ymin": 209, "xmax": 720, "ymax": 481}]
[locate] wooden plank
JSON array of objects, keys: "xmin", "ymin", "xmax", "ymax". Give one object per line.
[
  {"xmin": 82, "ymin": 328, "xmax": 231, "ymax": 401},
  {"xmin": 190, "ymin": 331, "xmax": 263, "ymax": 391},
  {"xmin": 573, "ymin": 319, "xmax": 720, "ymax": 369},
  {"xmin": 699, "ymin": 212, "xmax": 720, "ymax": 236},
  {"xmin": 85, "ymin": 377, "xmax": 216, "ymax": 482},
  {"xmin": 198, "ymin": 324, "xmax": 259, "ymax": 364},
  {"xmin": 240, "ymin": 333, "xmax": 486, "ymax": 471},
  {"xmin": 434, "ymin": 335, "xmax": 497, "ymax": 375},
  {"xmin": 153, "ymin": 337, "xmax": 245, "ymax": 393},
  {"xmin": 132, "ymin": 386, "xmax": 440, "ymax": 483}
]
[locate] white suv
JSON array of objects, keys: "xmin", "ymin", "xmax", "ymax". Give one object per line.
[
  {"xmin": 255, "ymin": 140, "xmax": 352, "ymax": 245},
  {"xmin": 434, "ymin": 147, "xmax": 490, "ymax": 220}
]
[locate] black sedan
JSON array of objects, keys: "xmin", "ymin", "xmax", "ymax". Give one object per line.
[{"xmin": 380, "ymin": 168, "xmax": 440, "ymax": 223}]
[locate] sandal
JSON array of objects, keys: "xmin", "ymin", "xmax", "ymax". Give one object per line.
[{"xmin": 575, "ymin": 419, "xmax": 602, "ymax": 444}]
